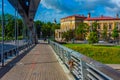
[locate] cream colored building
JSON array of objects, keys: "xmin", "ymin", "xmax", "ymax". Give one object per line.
[
  {"xmin": 55, "ymin": 13, "xmax": 120, "ymax": 41},
  {"xmin": 55, "ymin": 15, "xmax": 86, "ymax": 41}
]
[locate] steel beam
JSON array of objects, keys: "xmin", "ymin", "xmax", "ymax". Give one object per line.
[{"xmin": 8, "ymin": 0, "xmax": 41, "ymax": 44}]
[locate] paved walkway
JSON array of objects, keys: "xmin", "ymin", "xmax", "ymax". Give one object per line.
[{"xmin": 0, "ymin": 42, "xmax": 68, "ymax": 80}]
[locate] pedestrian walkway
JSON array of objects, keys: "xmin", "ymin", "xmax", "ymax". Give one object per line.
[{"xmin": 0, "ymin": 42, "xmax": 68, "ymax": 80}]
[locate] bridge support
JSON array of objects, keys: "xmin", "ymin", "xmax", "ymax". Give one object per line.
[
  {"xmin": 1, "ymin": 0, "xmax": 4, "ymax": 67},
  {"xmin": 8, "ymin": 0, "xmax": 40, "ymax": 44},
  {"xmin": 28, "ymin": 23, "xmax": 38, "ymax": 44}
]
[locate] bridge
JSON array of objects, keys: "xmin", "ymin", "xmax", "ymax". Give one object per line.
[{"xmin": 0, "ymin": 0, "xmax": 120, "ymax": 80}]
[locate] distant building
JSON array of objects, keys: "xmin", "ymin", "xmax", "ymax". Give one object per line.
[
  {"xmin": 55, "ymin": 15, "xmax": 86, "ymax": 41},
  {"xmin": 55, "ymin": 13, "xmax": 120, "ymax": 41}
]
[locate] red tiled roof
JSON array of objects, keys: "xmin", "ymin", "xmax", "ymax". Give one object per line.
[{"xmin": 85, "ymin": 16, "xmax": 120, "ymax": 21}]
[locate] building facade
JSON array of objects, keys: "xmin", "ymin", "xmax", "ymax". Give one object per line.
[
  {"xmin": 55, "ymin": 15, "xmax": 86, "ymax": 41},
  {"xmin": 55, "ymin": 13, "xmax": 120, "ymax": 41}
]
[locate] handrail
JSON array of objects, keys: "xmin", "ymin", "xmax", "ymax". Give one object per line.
[
  {"xmin": 49, "ymin": 40, "xmax": 120, "ymax": 80},
  {"xmin": 0, "ymin": 42, "xmax": 34, "ymax": 63}
]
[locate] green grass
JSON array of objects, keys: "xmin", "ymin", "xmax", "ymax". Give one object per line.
[
  {"xmin": 18, "ymin": 36, "xmax": 23, "ymax": 40},
  {"xmin": 63, "ymin": 44, "xmax": 120, "ymax": 64},
  {"xmin": 0, "ymin": 37, "xmax": 2, "ymax": 41},
  {"xmin": 0, "ymin": 36, "xmax": 24, "ymax": 41}
]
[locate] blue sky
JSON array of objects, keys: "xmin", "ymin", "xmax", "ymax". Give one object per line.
[{"xmin": 1, "ymin": 0, "xmax": 120, "ymax": 23}]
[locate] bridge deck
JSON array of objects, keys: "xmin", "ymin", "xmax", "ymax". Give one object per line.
[{"xmin": 0, "ymin": 42, "xmax": 68, "ymax": 80}]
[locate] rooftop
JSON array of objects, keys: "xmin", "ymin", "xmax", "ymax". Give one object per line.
[
  {"xmin": 85, "ymin": 16, "xmax": 120, "ymax": 21},
  {"xmin": 61, "ymin": 13, "xmax": 120, "ymax": 21},
  {"xmin": 61, "ymin": 14, "xmax": 87, "ymax": 19}
]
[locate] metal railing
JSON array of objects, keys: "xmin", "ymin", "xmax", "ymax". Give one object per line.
[
  {"xmin": 0, "ymin": 42, "xmax": 34, "ymax": 64},
  {"xmin": 49, "ymin": 40, "xmax": 120, "ymax": 80}
]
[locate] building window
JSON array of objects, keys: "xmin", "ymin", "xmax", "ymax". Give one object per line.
[
  {"xmin": 118, "ymin": 23, "xmax": 120, "ymax": 30},
  {"xmin": 98, "ymin": 24, "xmax": 100, "ymax": 29},
  {"xmin": 109, "ymin": 33, "xmax": 111, "ymax": 36},
  {"xmin": 66, "ymin": 26, "xmax": 67, "ymax": 30},
  {"xmin": 109, "ymin": 24, "xmax": 112, "ymax": 29},
  {"xmin": 59, "ymin": 32, "xmax": 60, "ymax": 38},
  {"xmin": 116, "ymin": 22, "xmax": 119, "ymax": 29}
]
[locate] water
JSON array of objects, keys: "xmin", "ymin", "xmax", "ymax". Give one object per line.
[{"xmin": 0, "ymin": 40, "xmax": 26, "ymax": 54}]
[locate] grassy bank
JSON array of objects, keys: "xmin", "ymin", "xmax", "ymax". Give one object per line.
[
  {"xmin": 64, "ymin": 44, "xmax": 120, "ymax": 64},
  {"xmin": 0, "ymin": 36, "xmax": 24, "ymax": 41}
]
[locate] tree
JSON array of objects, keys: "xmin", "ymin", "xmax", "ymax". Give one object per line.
[
  {"xmin": 102, "ymin": 24, "xmax": 108, "ymax": 41},
  {"xmin": 4, "ymin": 14, "xmax": 15, "ymax": 40},
  {"xmin": 5, "ymin": 19, "xmax": 15, "ymax": 40},
  {"xmin": 17, "ymin": 19, "xmax": 23, "ymax": 36},
  {"xmin": 112, "ymin": 25, "xmax": 119, "ymax": 43},
  {"xmin": 0, "ymin": 14, "xmax": 24, "ymax": 40},
  {"xmin": 51, "ymin": 23, "xmax": 60, "ymax": 37},
  {"xmin": 88, "ymin": 22, "xmax": 99, "ymax": 44},
  {"xmin": 88, "ymin": 32, "xmax": 99, "ymax": 44},
  {"xmin": 34, "ymin": 20, "xmax": 60, "ymax": 40},
  {"xmin": 0, "ymin": 24, "xmax": 1, "ymax": 37},
  {"xmin": 75, "ymin": 23, "xmax": 89, "ymax": 40},
  {"xmin": 34, "ymin": 20, "xmax": 43, "ymax": 38},
  {"xmin": 41, "ymin": 23, "xmax": 51, "ymax": 38},
  {"xmin": 62, "ymin": 31, "xmax": 69, "ymax": 42},
  {"xmin": 62, "ymin": 29, "xmax": 74, "ymax": 42},
  {"xmin": 91, "ymin": 22, "xmax": 98, "ymax": 32}
]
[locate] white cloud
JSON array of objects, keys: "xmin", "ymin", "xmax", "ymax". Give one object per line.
[
  {"xmin": 37, "ymin": 0, "xmax": 120, "ymax": 22},
  {"xmin": 41, "ymin": 0, "xmax": 63, "ymax": 12},
  {"xmin": 40, "ymin": 0, "xmax": 117, "ymax": 14},
  {"xmin": 35, "ymin": 9, "xmax": 67, "ymax": 22},
  {"xmin": 111, "ymin": 0, "xmax": 120, "ymax": 7}
]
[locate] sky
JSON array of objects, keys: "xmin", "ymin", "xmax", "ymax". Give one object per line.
[{"xmin": 1, "ymin": 0, "xmax": 120, "ymax": 23}]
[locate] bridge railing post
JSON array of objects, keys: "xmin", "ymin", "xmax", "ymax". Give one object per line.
[{"xmin": 49, "ymin": 40, "xmax": 120, "ymax": 80}]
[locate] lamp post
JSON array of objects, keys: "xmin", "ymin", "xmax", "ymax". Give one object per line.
[{"xmin": 1, "ymin": 0, "xmax": 4, "ymax": 67}]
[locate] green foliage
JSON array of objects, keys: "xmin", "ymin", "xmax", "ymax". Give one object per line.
[
  {"xmin": 62, "ymin": 31, "xmax": 69, "ymax": 42},
  {"xmin": 51, "ymin": 23, "xmax": 60, "ymax": 36},
  {"xmin": 88, "ymin": 22, "xmax": 99, "ymax": 44},
  {"xmin": 5, "ymin": 15, "xmax": 15, "ymax": 39},
  {"xmin": 102, "ymin": 24, "xmax": 108, "ymax": 40},
  {"xmin": 64, "ymin": 44, "xmax": 120, "ymax": 64},
  {"xmin": 0, "ymin": 14, "xmax": 24, "ymax": 40},
  {"xmin": 88, "ymin": 31, "xmax": 98, "ymax": 44},
  {"xmin": 34, "ymin": 20, "xmax": 43, "ymax": 38},
  {"xmin": 41, "ymin": 23, "xmax": 51, "ymax": 38},
  {"xmin": 62, "ymin": 29, "xmax": 75, "ymax": 42},
  {"xmin": 18, "ymin": 36, "xmax": 23, "ymax": 40},
  {"xmin": 0, "ymin": 24, "xmax": 1, "ymax": 36},
  {"xmin": 75, "ymin": 23, "xmax": 89, "ymax": 40},
  {"xmin": 0, "ymin": 37, "xmax": 2, "ymax": 41},
  {"xmin": 17, "ymin": 19, "xmax": 23, "ymax": 36},
  {"xmin": 34, "ymin": 20, "xmax": 60, "ymax": 39},
  {"xmin": 112, "ymin": 25, "xmax": 119, "ymax": 40},
  {"xmin": 91, "ymin": 22, "xmax": 98, "ymax": 32}
]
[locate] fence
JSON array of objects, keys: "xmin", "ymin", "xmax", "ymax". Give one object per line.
[
  {"xmin": 49, "ymin": 40, "xmax": 120, "ymax": 80},
  {"xmin": 0, "ymin": 42, "xmax": 34, "ymax": 64}
]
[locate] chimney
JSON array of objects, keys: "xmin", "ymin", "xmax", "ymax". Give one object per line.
[
  {"xmin": 88, "ymin": 13, "xmax": 91, "ymax": 18},
  {"xmin": 116, "ymin": 13, "xmax": 119, "ymax": 18},
  {"xmin": 82, "ymin": 14, "xmax": 84, "ymax": 17},
  {"xmin": 101, "ymin": 15, "xmax": 103, "ymax": 18}
]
